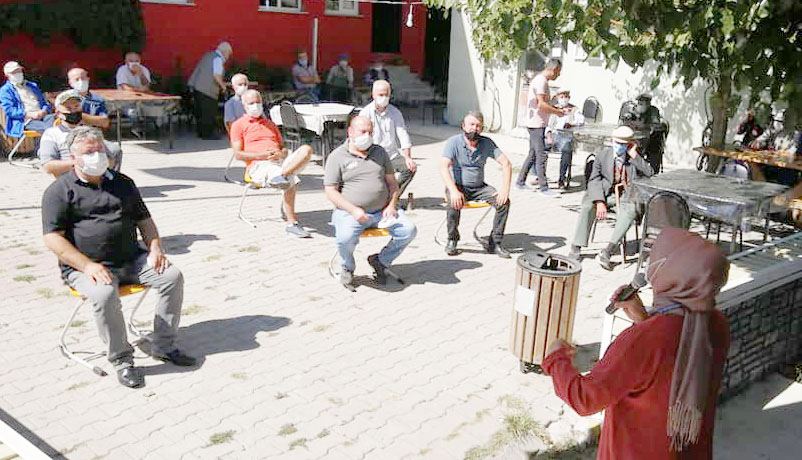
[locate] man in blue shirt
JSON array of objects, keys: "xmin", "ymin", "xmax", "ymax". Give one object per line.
[
  {"xmin": 224, "ymin": 73, "xmax": 249, "ymax": 132},
  {"xmin": 1, "ymin": 61, "xmax": 54, "ymax": 138},
  {"xmin": 439, "ymin": 111, "xmax": 513, "ymax": 258},
  {"xmin": 67, "ymin": 67, "xmax": 110, "ymax": 129}
]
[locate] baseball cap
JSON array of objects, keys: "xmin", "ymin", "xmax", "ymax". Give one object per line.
[
  {"xmin": 3, "ymin": 61, "xmax": 23, "ymax": 75},
  {"xmin": 611, "ymin": 125, "xmax": 636, "ymax": 143},
  {"xmin": 55, "ymin": 90, "xmax": 82, "ymax": 107}
]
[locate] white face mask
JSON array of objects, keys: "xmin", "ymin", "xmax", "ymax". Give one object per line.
[
  {"xmin": 234, "ymin": 84, "xmax": 248, "ymax": 96},
  {"xmin": 8, "ymin": 72, "xmax": 24, "ymax": 85},
  {"xmin": 298, "ymin": 59, "xmax": 308, "ymax": 67},
  {"xmin": 79, "ymin": 151, "xmax": 109, "ymax": 177},
  {"xmin": 773, "ymin": 120, "xmax": 785, "ymax": 131},
  {"xmin": 557, "ymin": 97, "xmax": 569, "ymax": 108},
  {"xmin": 351, "ymin": 132, "xmax": 373, "ymax": 151},
  {"xmin": 246, "ymin": 103, "xmax": 263, "ymax": 118},
  {"xmin": 71, "ymin": 79, "xmax": 90, "ymax": 93},
  {"xmin": 374, "ymin": 96, "xmax": 390, "ymax": 108},
  {"xmin": 127, "ymin": 61, "xmax": 140, "ymax": 70},
  {"xmin": 339, "ymin": 60, "xmax": 348, "ymax": 68}
]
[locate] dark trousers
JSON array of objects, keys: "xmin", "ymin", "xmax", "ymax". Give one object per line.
[
  {"xmin": 517, "ymin": 128, "xmax": 547, "ymax": 190},
  {"xmin": 446, "ymin": 184, "xmax": 510, "ymax": 245},
  {"xmin": 193, "ymin": 90, "xmax": 218, "ymax": 139}
]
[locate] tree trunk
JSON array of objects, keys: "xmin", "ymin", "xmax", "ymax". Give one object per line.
[{"xmin": 706, "ymin": 76, "xmax": 731, "ymax": 172}]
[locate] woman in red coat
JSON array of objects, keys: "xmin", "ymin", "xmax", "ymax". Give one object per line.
[{"xmin": 543, "ymin": 228, "xmax": 730, "ymax": 459}]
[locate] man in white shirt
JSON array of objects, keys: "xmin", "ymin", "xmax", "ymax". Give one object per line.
[
  {"xmin": 515, "ymin": 59, "xmax": 566, "ymax": 196},
  {"xmin": 545, "ymin": 88, "xmax": 585, "ymax": 189},
  {"xmin": 115, "ymin": 52, "xmax": 174, "ymax": 136},
  {"xmin": 359, "ymin": 80, "xmax": 417, "ymax": 198}
]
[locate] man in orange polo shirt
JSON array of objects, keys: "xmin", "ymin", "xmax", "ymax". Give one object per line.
[{"xmin": 230, "ymin": 90, "xmax": 313, "ymax": 238}]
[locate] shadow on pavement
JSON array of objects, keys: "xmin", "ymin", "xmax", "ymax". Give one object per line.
[
  {"xmin": 354, "ymin": 259, "xmax": 483, "ymax": 292},
  {"xmin": 139, "ymin": 315, "xmax": 291, "ymax": 375},
  {"xmin": 294, "ymin": 209, "xmax": 336, "ymax": 237},
  {"xmin": 161, "ymin": 233, "xmax": 219, "ymax": 254},
  {"xmin": 143, "ymin": 167, "xmax": 323, "ymax": 191},
  {"xmin": 139, "ymin": 184, "xmax": 195, "ymax": 198},
  {"xmin": 503, "ymin": 233, "xmax": 566, "ymax": 253}
]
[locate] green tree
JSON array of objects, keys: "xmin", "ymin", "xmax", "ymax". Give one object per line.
[{"xmin": 426, "ymin": 0, "xmax": 801, "ymax": 165}]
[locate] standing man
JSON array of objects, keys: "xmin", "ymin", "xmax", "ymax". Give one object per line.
[
  {"xmin": 359, "ymin": 79, "xmax": 417, "ymax": 200},
  {"xmin": 291, "ymin": 50, "xmax": 321, "ymax": 101},
  {"xmin": 42, "ymin": 127, "xmax": 195, "ymax": 389},
  {"xmin": 440, "ymin": 111, "xmax": 512, "ymax": 258},
  {"xmin": 567, "ymin": 126, "xmax": 653, "ymax": 270},
  {"xmin": 515, "ymin": 59, "xmax": 565, "ymax": 196},
  {"xmin": 230, "ymin": 90, "xmax": 313, "ymax": 238},
  {"xmin": 189, "ymin": 42, "xmax": 233, "ymax": 140},
  {"xmin": 326, "ymin": 54, "xmax": 354, "ymax": 103},
  {"xmin": 0, "ymin": 61, "xmax": 54, "ymax": 137},
  {"xmin": 224, "ymin": 73, "xmax": 249, "ymax": 132},
  {"xmin": 324, "ymin": 116, "xmax": 417, "ymax": 291},
  {"xmin": 67, "ymin": 67, "xmax": 110, "ymax": 129}
]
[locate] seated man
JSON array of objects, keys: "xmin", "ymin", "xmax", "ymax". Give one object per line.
[
  {"xmin": 39, "ymin": 91, "xmax": 122, "ymax": 177},
  {"xmin": 224, "ymin": 73, "xmax": 249, "ymax": 132},
  {"xmin": 324, "ymin": 116, "xmax": 417, "ymax": 290},
  {"xmin": 42, "ymin": 126, "xmax": 195, "ymax": 389},
  {"xmin": 230, "ymin": 90, "xmax": 313, "ymax": 238},
  {"xmin": 291, "ymin": 50, "xmax": 321, "ymax": 101},
  {"xmin": 568, "ymin": 126, "xmax": 654, "ymax": 270},
  {"xmin": 359, "ymin": 79, "xmax": 417, "ymax": 199},
  {"xmin": 116, "ymin": 52, "xmax": 174, "ymax": 135},
  {"xmin": 363, "ymin": 59, "xmax": 390, "ymax": 86},
  {"xmin": 440, "ymin": 111, "xmax": 512, "ymax": 258},
  {"xmin": 326, "ymin": 54, "xmax": 354, "ymax": 103},
  {"xmin": 750, "ymin": 109, "xmax": 795, "ymax": 151},
  {"xmin": 545, "ymin": 88, "xmax": 585, "ymax": 189},
  {"xmin": 1, "ymin": 61, "xmax": 55, "ymax": 137},
  {"xmin": 67, "ymin": 67, "xmax": 110, "ymax": 129}
]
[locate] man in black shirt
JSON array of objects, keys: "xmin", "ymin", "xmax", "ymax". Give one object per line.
[{"xmin": 41, "ymin": 126, "xmax": 195, "ymax": 388}]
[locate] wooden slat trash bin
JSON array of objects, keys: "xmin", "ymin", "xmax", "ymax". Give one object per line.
[{"xmin": 510, "ymin": 251, "xmax": 581, "ymax": 374}]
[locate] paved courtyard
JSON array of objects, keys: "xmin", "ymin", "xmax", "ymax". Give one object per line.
[{"xmin": 1, "ymin": 120, "xmax": 799, "ymax": 460}]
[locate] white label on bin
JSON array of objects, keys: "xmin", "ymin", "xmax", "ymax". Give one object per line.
[{"xmin": 514, "ymin": 285, "xmax": 536, "ymax": 317}]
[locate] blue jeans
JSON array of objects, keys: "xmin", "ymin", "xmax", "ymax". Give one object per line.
[
  {"xmin": 332, "ymin": 208, "xmax": 417, "ymax": 272},
  {"xmin": 553, "ymin": 133, "xmax": 574, "ymax": 183}
]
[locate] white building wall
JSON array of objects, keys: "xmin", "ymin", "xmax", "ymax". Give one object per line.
[{"xmin": 447, "ymin": 11, "xmax": 742, "ymax": 168}]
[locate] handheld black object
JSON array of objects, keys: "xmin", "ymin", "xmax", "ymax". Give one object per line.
[{"xmin": 606, "ymin": 273, "xmax": 648, "ymax": 314}]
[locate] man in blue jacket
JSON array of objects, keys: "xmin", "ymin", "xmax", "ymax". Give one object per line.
[{"xmin": 1, "ymin": 61, "xmax": 55, "ymax": 139}]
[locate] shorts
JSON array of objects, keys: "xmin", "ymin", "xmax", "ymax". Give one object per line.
[{"xmin": 247, "ymin": 148, "xmax": 308, "ymax": 188}]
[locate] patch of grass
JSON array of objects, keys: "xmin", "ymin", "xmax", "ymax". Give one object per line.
[
  {"xmin": 59, "ymin": 442, "xmax": 85, "ymax": 455},
  {"xmin": 238, "ymin": 245, "xmax": 261, "ymax": 253},
  {"xmin": 183, "ymin": 304, "xmax": 207, "ymax": 316},
  {"xmin": 203, "ymin": 254, "xmax": 223, "ymax": 262},
  {"xmin": 288, "ymin": 437, "xmax": 308, "ymax": 450},
  {"xmin": 36, "ymin": 287, "xmax": 54, "ymax": 299},
  {"xmin": 465, "ymin": 396, "xmax": 547, "ymax": 460},
  {"xmin": 224, "ymin": 294, "xmax": 239, "ymax": 302},
  {"xmin": 316, "ymin": 429, "xmax": 330, "ymax": 438},
  {"xmin": 328, "ymin": 397, "xmax": 343, "ymax": 405},
  {"xmin": 299, "ymin": 320, "xmax": 311, "ymax": 327},
  {"xmin": 268, "ymin": 331, "xmax": 280, "ymax": 337},
  {"xmin": 530, "ymin": 440, "xmax": 597, "ymax": 460},
  {"xmin": 70, "ymin": 320, "xmax": 87, "ymax": 328},
  {"xmin": 258, "ymin": 268, "xmax": 270, "ymax": 273},
  {"xmin": 312, "ymin": 324, "xmax": 330, "ymax": 332},
  {"xmin": 16, "ymin": 264, "xmax": 33, "ymax": 269},
  {"xmin": 207, "ymin": 430, "xmax": 235, "ymax": 446},
  {"xmin": 67, "ymin": 381, "xmax": 89, "ymax": 391},
  {"xmin": 419, "ymin": 448, "xmax": 431, "ymax": 455},
  {"xmin": 231, "ymin": 372, "xmax": 248, "ymax": 380},
  {"xmin": 274, "ymin": 392, "xmax": 288, "ymax": 400},
  {"xmin": 13, "ymin": 274, "xmax": 36, "ymax": 283},
  {"xmin": 308, "ymin": 295, "xmax": 323, "ymax": 302},
  {"xmin": 446, "ymin": 408, "xmax": 491, "ymax": 440},
  {"xmin": 24, "ymin": 248, "xmax": 40, "ymax": 255},
  {"xmin": 278, "ymin": 423, "xmax": 297, "ymax": 436}
]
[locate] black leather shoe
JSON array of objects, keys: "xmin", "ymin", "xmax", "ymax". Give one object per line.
[
  {"xmin": 367, "ymin": 254, "xmax": 387, "ymax": 284},
  {"xmin": 117, "ymin": 366, "xmax": 145, "ymax": 389},
  {"xmin": 154, "ymin": 349, "xmax": 197, "ymax": 366},
  {"xmin": 445, "ymin": 240, "xmax": 459, "ymax": 256}
]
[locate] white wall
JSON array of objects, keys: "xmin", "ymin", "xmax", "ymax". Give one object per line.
[{"xmin": 446, "ymin": 11, "xmax": 745, "ymax": 168}]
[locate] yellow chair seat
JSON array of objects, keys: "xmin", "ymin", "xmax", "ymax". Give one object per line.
[
  {"xmin": 69, "ymin": 284, "xmax": 147, "ymax": 298},
  {"xmin": 243, "ymin": 169, "xmax": 254, "ymax": 184},
  {"xmin": 22, "ymin": 130, "xmax": 42, "ymax": 138},
  {"xmin": 464, "ymin": 200, "xmax": 491, "ymax": 209},
  {"xmin": 361, "ymin": 228, "xmax": 390, "ymax": 237}
]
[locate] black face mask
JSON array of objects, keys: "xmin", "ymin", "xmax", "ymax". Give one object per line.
[
  {"xmin": 64, "ymin": 111, "xmax": 82, "ymax": 125},
  {"xmin": 464, "ymin": 131, "xmax": 480, "ymax": 141}
]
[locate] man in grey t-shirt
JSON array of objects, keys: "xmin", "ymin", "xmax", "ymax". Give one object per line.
[
  {"xmin": 440, "ymin": 111, "xmax": 512, "ymax": 258},
  {"xmin": 324, "ymin": 115, "xmax": 417, "ymax": 290}
]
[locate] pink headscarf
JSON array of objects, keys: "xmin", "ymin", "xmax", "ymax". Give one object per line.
[{"xmin": 647, "ymin": 228, "xmax": 729, "ymax": 451}]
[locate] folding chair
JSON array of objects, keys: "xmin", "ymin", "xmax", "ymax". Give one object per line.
[
  {"xmin": 433, "ymin": 200, "xmax": 493, "ymax": 247},
  {"xmin": 223, "ymin": 150, "xmax": 283, "ymax": 227},
  {"xmin": 589, "ymin": 183, "xmax": 640, "ymax": 263},
  {"xmin": 59, "ymin": 284, "xmax": 150, "ymax": 377},
  {"xmin": 1, "ymin": 109, "xmax": 41, "ymax": 169},
  {"xmin": 635, "ymin": 191, "xmax": 691, "ymax": 274},
  {"xmin": 582, "ymin": 97, "xmax": 602, "ymax": 123},
  {"xmin": 705, "ymin": 159, "xmax": 758, "ymax": 248}
]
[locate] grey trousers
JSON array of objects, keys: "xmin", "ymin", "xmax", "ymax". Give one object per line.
[
  {"xmin": 391, "ymin": 154, "xmax": 416, "ymax": 197},
  {"xmin": 66, "ymin": 252, "xmax": 184, "ymax": 369},
  {"xmin": 572, "ymin": 193, "xmax": 637, "ymax": 248}
]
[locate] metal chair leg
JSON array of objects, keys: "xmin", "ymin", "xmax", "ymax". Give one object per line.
[
  {"xmin": 328, "ymin": 249, "xmax": 340, "ymax": 279},
  {"xmin": 8, "ymin": 136, "xmax": 37, "ymax": 169},
  {"xmin": 126, "ymin": 288, "xmax": 151, "ymax": 339},
  {"xmin": 433, "ymin": 215, "xmax": 448, "ymax": 247},
  {"xmin": 59, "ymin": 298, "xmax": 108, "ymax": 377},
  {"xmin": 471, "ymin": 206, "xmax": 494, "ymax": 245},
  {"xmin": 237, "ymin": 184, "xmax": 257, "ymax": 228}
]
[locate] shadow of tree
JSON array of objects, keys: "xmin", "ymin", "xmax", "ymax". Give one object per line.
[
  {"xmin": 138, "ymin": 184, "xmax": 195, "ymax": 198},
  {"xmin": 139, "ymin": 315, "xmax": 291, "ymax": 375},
  {"xmin": 342, "ymin": 259, "xmax": 484, "ymax": 293},
  {"xmin": 161, "ymin": 233, "xmax": 219, "ymax": 255},
  {"xmin": 143, "ymin": 167, "xmax": 324, "ymax": 192}
]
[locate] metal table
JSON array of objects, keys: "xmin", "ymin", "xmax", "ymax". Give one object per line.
[
  {"xmin": 572, "ymin": 123, "xmax": 649, "ymax": 152},
  {"xmin": 631, "ymin": 169, "xmax": 789, "ymax": 252},
  {"xmin": 91, "ymin": 89, "xmax": 181, "ymax": 150}
]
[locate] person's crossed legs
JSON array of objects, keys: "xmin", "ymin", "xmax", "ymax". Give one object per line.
[{"xmin": 249, "ymin": 145, "xmax": 313, "ymax": 237}]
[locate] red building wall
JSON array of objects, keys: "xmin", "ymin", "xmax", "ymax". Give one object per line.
[{"xmin": 0, "ymin": 0, "xmax": 427, "ymax": 86}]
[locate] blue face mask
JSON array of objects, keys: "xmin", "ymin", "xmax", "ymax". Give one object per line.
[{"xmin": 613, "ymin": 143, "xmax": 628, "ymax": 157}]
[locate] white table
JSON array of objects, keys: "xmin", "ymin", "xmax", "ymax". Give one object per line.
[{"xmin": 269, "ymin": 102, "xmax": 354, "ymax": 135}]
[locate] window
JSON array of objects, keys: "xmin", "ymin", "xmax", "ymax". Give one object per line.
[
  {"xmin": 259, "ymin": 0, "xmax": 302, "ymax": 13},
  {"xmin": 326, "ymin": 0, "xmax": 358, "ymax": 16},
  {"xmin": 140, "ymin": 0, "xmax": 194, "ymax": 5}
]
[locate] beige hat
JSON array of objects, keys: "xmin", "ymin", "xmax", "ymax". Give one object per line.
[
  {"xmin": 611, "ymin": 125, "xmax": 635, "ymax": 143},
  {"xmin": 3, "ymin": 61, "xmax": 23, "ymax": 76},
  {"xmin": 55, "ymin": 90, "xmax": 82, "ymax": 107}
]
